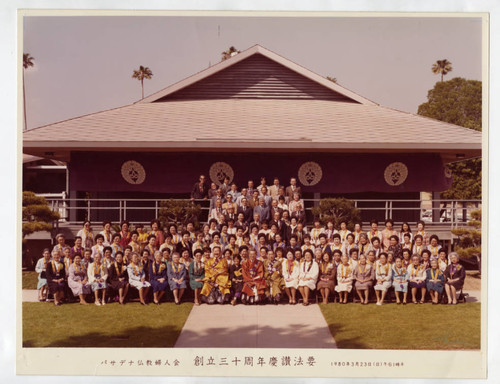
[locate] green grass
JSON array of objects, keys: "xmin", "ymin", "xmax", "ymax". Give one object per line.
[
  {"xmin": 23, "ymin": 302, "xmax": 193, "ymax": 348},
  {"xmin": 320, "ymin": 302, "xmax": 481, "ymax": 350},
  {"xmin": 22, "ymin": 271, "xmax": 38, "ymax": 289}
]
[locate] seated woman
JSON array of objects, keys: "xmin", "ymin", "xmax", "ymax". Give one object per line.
[
  {"xmin": 392, "ymin": 256, "xmax": 409, "ymax": 305},
  {"xmin": 229, "ymin": 254, "xmax": 244, "ymax": 306},
  {"xmin": 353, "ymin": 254, "xmax": 374, "ymax": 305},
  {"xmin": 317, "ymin": 252, "xmax": 336, "ymax": 304},
  {"xmin": 35, "ymin": 248, "xmax": 51, "ymax": 302},
  {"xmin": 201, "ymin": 246, "xmax": 231, "ymax": 304},
  {"xmin": 46, "ymin": 250, "xmax": 66, "ymax": 306},
  {"xmin": 408, "ymin": 254, "xmax": 427, "ymax": 304},
  {"xmin": 282, "ymin": 249, "xmax": 299, "ymax": 305},
  {"xmin": 374, "ymin": 253, "xmax": 393, "ymax": 306},
  {"xmin": 108, "ymin": 251, "xmax": 129, "ymax": 305},
  {"xmin": 67, "ymin": 254, "xmax": 91, "ymax": 305},
  {"xmin": 335, "ymin": 254, "xmax": 354, "ymax": 304},
  {"xmin": 264, "ymin": 250, "xmax": 284, "ymax": 304},
  {"xmin": 127, "ymin": 252, "xmax": 151, "ymax": 305},
  {"xmin": 444, "ymin": 252, "xmax": 466, "ymax": 305},
  {"xmin": 167, "ymin": 252, "xmax": 187, "ymax": 305},
  {"xmin": 150, "ymin": 250, "xmax": 169, "ymax": 305},
  {"xmin": 88, "ymin": 253, "xmax": 108, "ymax": 306},
  {"xmin": 189, "ymin": 249, "xmax": 205, "ymax": 306},
  {"xmin": 298, "ymin": 249, "xmax": 319, "ymax": 306},
  {"xmin": 426, "ymin": 258, "xmax": 445, "ymax": 305},
  {"xmin": 241, "ymin": 249, "xmax": 266, "ymax": 304}
]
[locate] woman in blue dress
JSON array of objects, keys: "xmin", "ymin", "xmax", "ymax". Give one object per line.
[
  {"xmin": 426, "ymin": 258, "xmax": 445, "ymax": 304},
  {"xmin": 392, "ymin": 256, "xmax": 409, "ymax": 305},
  {"xmin": 189, "ymin": 249, "xmax": 205, "ymax": 306},
  {"xmin": 149, "ymin": 250, "xmax": 169, "ymax": 305},
  {"xmin": 167, "ymin": 252, "xmax": 187, "ymax": 305}
]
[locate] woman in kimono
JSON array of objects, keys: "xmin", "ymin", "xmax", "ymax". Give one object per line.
[
  {"xmin": 167, "ymin": 252, "xmax": 187, "ymax": 305},
  {"xmin": 392, "ymin": 256, "xmax": 409, "ymax": 305},
  {"xmin": 88, "ymin": 253, "xmax": 108, "ymax": 306},
  {"xmin": 353, "ymin": 254, "xmax": 374, "ymax": 305},
  {"xmin": 127, "ymin": 252, "xmax": 151, "ymax": 306},
  {"xmin": 282, "ymin": 250, "xmax": 299, "ymax": 305},
  {"xmin": 264, "ymin": 250, "xmax": 284, "ymax": 304},
  {"xmin": 108, "ymin": 251, "xmax": 129, "ymax": 305},
  {"xmin": 46, "ymin": 250, "xmax": 66, "ymax": 306},
  {"xmin": 229, "ymin": 254, "xmax": 243, "ymax": 305},
  {"xmin": 241, "ymin": 249, "xmax": 267, "ymax": 304},
  {"xmin": 426, "ymin": 258, "xmax": 445, "ymax": 304},
  {"xmin": 189, "ymin": 249, "xmax": 205, "ymax": 306},
  {"xmin": 408, "ymin": 254, "xmax": 427, "ymax": 304},
  {"xmin": 35, "ymin": 248, "xmax": 51, "ymax": 301},
  {"xmin": 374, "ymin": 253, "xmax": 393, "ymax": 305},
  {"xmin": 335, "ymin": 254, "xmax": 354, "ymax": 304},
  {"xmin": 149, "ymin": 250, "xmax": 168, "ymax": 305},
  {"xmin": 444, "ymin": 252, "xmax": 466, "ymax": 305},
  {"xmin": 298, "ymin": 249, "xmax": 319, "ymax": 306},
  {"xmin": 67, "ymin": 254, "xmax": 91, "ymax": 305},
  {"xmin": 201, "ymin": 246, "xmax": 231, "ymax": 304},
  {"xmin": 317, "ymin": 252, "xmax": 336, "ymax": 304},
  {"xmin": 77, "ymin": 220, "xmax": 94, "ymax": 249}
]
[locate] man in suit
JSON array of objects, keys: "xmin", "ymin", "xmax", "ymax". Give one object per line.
[
  {"xmin": 238, "ymin": 197, "xmax": 253, "ymax": 223},
  {"xmin": 224, "ymin": 205, "xmax": 238, "ymax": 223},
  {"xmin": 210, "ymin": 189, "xmax": 225, "ymax": 210},
  {"xmin": 235, "ymin": 188, "xmax": 248, "ymax": 207},
  {"xmin": 259, "ymin": 186, "xmax": 272, "ymax": 207},
  {"xmin": 191, "ymin": 175, "xmax": 209, "ymax": 200},
  {"xmin": 246, "ymin": 180, "xmax": 255, "ymax": 199},
  {"xmin": 222, "ymin": 193, "xmax": 238, "ymax": 212},
  {"xmin": 253, "ymin": 198, "xmax": 270, "ymax": 223},
  {"xmin": 268, "ymin": 177, "xmax": 282, "ymax": 199},
  {"xmin": 285, "ymin": 177, "xmax": 302, "ymax": 201},
  {"xmin": 269, "ymin": 211, "xmax": 286, "ymax": 238},
  {"xmin": 248, "ymin": 190, "xmax": 260, "ymax": 208},
  {"xmin": 220, "ymin": 177, "xmax": 231, "ymax": 196},
  {"xmin": 269, "ymin": 199, "xmax": 283, "ymax": 218}
]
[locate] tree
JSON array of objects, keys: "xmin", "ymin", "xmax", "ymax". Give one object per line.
[
  {"xmin": 432, "ymin": 59, "xmax": 453, "ymax": 82},
  {"xmin": 22, "ymin": 191, "xmax": 60, "ymax": 239},
  {"xmin": 221, "ymin": 46, "xmax": 240, "ymax": 61},
  {"xmin": 311, "ymin": 198, "xmax": 361, "ymax": 230},
  {"xmin": 159, "ymin": 200, "xmax": 202, "ymax": 229},
  {"xmin": 132, "ymin": 65, "xmax": 153, "ymax": 99},
  {"xmin": 417, "ymin": 77, "xmax": 482, "ymax": 199},
  {"xmin": 23, "ymin": 53, "xmax": 34, "ymax": 131},
  {"xmin": 451, "ymin": 209, "xmax": 481, "ymax": 261}
]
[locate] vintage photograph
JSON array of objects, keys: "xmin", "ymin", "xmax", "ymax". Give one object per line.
[{"xmin": 19, "ymin": 10, "xmax": 485, "ymax": 377}]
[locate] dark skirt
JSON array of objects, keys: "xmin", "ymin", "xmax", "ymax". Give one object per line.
[
  {"xmin": 426, "ymin": 281, "xmax": 444, "ymax": 294},
  {"xmin": 151, "ymin": 279, "xmax": 169, "ymax": 293},
  {"xmin": 48, "ymin": 280, "xmax": 66, "ymax": 294},
  {"xmin": 409, "ymin": 281, "xmax": 426, "ymax": 289},
  {"xmin": 317, "ymin": 279, "xmax": 335, "ymax": 291},
  {"xmin": 446, "ymin": 280, "xmax": 464, "ymax": 290},
  {"xmin": 109, "ymin": 278, "xmax": 128, "ymax": 291},
  {"xmin": 190, "ymin": 277, "xmax": 204, "ymax": 290}
]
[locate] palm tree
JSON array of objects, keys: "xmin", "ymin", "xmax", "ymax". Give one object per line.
[
  {"xmin": 432, "ymin": 59, "xmax": 453, "ymax": 82},
  {"xmin": 132, "ymin": 65, "xmax": 153, "ymax": 99},
  {"xmin": 221, "ymin": 46, "xmax": 240, "ymax": 61},
  {"xmin": 23, "ymin": 53, "xmax": 34, "ymax": 131}
]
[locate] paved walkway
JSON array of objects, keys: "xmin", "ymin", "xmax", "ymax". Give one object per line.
[{"xmin": 174, "ymin": 303, "xmax": 337, "ymax": 348}]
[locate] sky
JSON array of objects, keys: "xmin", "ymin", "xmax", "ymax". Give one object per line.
[{"xmin": 22, "ymin": 15, "xmax": 483, "ymax": 130}]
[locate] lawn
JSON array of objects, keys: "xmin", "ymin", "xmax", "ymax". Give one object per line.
[
  {"xmin": 23, "ymin": 302, "xmax": 193, "ymax": 348},
  {"xmin": 320, "ymin": 302, "xmax": 481, "ymax": 350},
  {"xmin": 22, "ymin": 271, "xmax": 38, "ymax": 289}
]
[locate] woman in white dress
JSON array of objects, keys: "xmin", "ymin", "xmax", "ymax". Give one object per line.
[
  {"xmin": 88, "ymin": 253, "xmax": 108, "ymax": 306},
  {"xmin": 297, "ymin": 249, "xmax": 319, "ymax": 306},
  {"xmin": 127, "ymin": 252, "xmax": 151, "ymax": 305},
  {"xmin": 335, "ymin": 254, "xmax": 354, "ymax": 304},
  {"xmin": 374, "ymin": 253, "xmax": 393, "ymax": 305},
  {"xmin": 282, "ymin": 250, "xmax": 300, "ymax": 304}
]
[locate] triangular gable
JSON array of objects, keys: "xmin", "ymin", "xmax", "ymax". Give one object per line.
[{"xmin": 140, "ymin": 45, "xmax": 376, "ymax": 105}]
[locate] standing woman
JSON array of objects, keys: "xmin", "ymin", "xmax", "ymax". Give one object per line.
[
  {"xmin": 408, "ymin": 254, "xmax": 427, "ymax": 304},
  {"xmin": 149, "ymin": 250, "xmax": 168, "ymax": 305},
  {"xmin": 108, "ymin": 251, "xmax": 129, "ymax": 305},
  {"xmin": 297, "ymin": 249, "xmax": 319, "ymax": 306},
  {"xmin": 444, "ymin": 252, "xmax": 466, "ymax": 305},
  {"xmin": 149, "ymin": 219, "xmax": 165, "ymax": 249},
  {"xmin": 88, "ymin": 253, "xmax": 108, "ymax": 306},
  {"xmin": 67, "ymin": 254, "xmax": 91, "ymax": 305},
  {"xmin": 46, "ymin": 250, "xmax": 66, "ymax": 306},
  {"xmin": 189, "ymin": 249, "xmax": 205, "ymax": 306},
  {"xmin": 426, "ymin": 258, "xmax": 445, "ymax": 304},
  {"xmin": 264, "ymin": 251, "xmax": 284, "ymax": 304},
  {"xmin": 335, "ymin": 254, "xmax": 354, "ymax": 304},
  {"xmin": 374, "ymin": 253, "xmax": 393, "ymax": 306},
  {"xmin": 438, "ymin": 250, "xmax": 448, "ymax": 273},
  {"xmin": 317, "ymin": 252, "xmax": 336, "ymax": 304},
  {"xmin": 399, "ymin": 222, "xmax": 413, "ymax": 244},
  {"xmin": 77, "ymin": 220, "xmax": 94, "ymax": 249},
  {"xmin": 282, "ymin": 250, "xmax": 299, "ymax": 304},
  {"xmin": 127, "ymin": 252, "xmax": 151, "ymax": 305},
  {"xmin": 353, "ymin": 254, "xmax": 374, "ymax": 305},
  {"xmin": 167, "ymin": 252, "xmax": 187, "ymax": 305},
  {"xmin": 119, "ymin": 221, "xmax": 132, "ymax": 249},
  {"xmin": 100, "ymin": 220, "xmax": 114, "ymax": 246},
  {"xmin": 392, "ymin": 257, "xmax": 409, "ymax": 305},
  {"xmin": 35, "ymin": 248, "xmax": 51, "ymax": 302}
]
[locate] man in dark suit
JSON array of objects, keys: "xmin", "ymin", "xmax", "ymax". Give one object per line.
[
  {"xmin": 269, "ymin": 211, "xmax": 286, "ymax": 238},
  {"xmin": 285, "ymin": 177, "xmax": 302, "ymax": 201},
  {"xmin": 224, "ymin": 205, "xmax": 237, "ymax": 223},
  {"xmin": 269, "ymin": 199, "xmax": 283, "ymax": 218},
  {"xmin": 209, "ymin": 189, "xmax": 225, "ymax": 210},
  {"xmin": 191, "ymin": 175, "xmax": 209, "ymax": 200},
  {"xmin": 253, "ymin": 198, "xmax": 270, "ymax": 223},
  {"xmin": 238, "ymin": 197, "xmax": 253, "ymax": 223}
]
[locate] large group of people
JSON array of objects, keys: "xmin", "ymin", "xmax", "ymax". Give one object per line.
[{"xmin": 35, "ymin": 176, "xmax": 467, "ymax": 307}]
